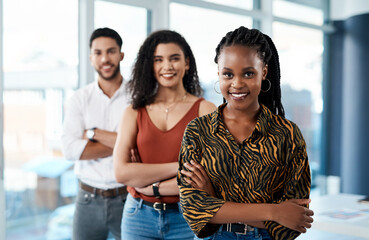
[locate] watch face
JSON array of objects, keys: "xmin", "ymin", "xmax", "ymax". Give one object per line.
[{"xmin": 86, "ymin": 129, "xmax": 94, "ymax": 140}]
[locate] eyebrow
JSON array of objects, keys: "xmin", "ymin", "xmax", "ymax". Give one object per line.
[
  {"xmin": 93, "ymin": 47, "xmax": 118, "ymax": 52},
  {"xmin": 153, "ymin": 53, "xmax": 182, "ymax": 58},
  {"xmin": 222, "ymin": 67, "xmax": 255, "ymax": 71}
]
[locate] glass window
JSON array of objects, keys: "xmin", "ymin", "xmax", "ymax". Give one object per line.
[
  {"xmin": 95, "ymin": 1, "xmax": 148, "ymax": 79},
  {"xmin": 3, "ymin": 0, "xmax": 78, "ymax": 238},
  {"xmin": 170, "ymin": 3, "xmax": 252, "ymax": 106},
  {"xmin": 273, "ymin": 22, "xmax": 324, "ymax": 188},
  {"xmin": 273, "ymin": 0, "xmax": 324, "ymax": 25},
  {"xmin": 200, "ymin": 0, "xmax": 253, "ymax": 10}
]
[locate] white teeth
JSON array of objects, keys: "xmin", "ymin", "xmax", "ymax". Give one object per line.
[
  {"xmin": 162, "ymin": 74, "xmax": 174, "ymax": 77},
  {"xmin": 231, "ymin": 93, "xmax": 247, "ymax": 97},
  {"xmin": 102, "ymin": 66, "xmax": 111, "ymax": 69}
]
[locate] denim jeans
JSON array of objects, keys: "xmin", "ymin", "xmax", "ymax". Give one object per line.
[
  {"xmin": 73, "ymin": 188, "xmax": 126, "ymax": 240},
  {"xmin": 121, "ymin": 193, "xmax": 194, "ymax": 240},
  {"xmin": 194, "ymin": 225, "xmax": 272, "ymax": 240}
]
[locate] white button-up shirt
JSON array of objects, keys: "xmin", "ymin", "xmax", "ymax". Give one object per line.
[{"xmin": 61, "ymin": 80, "xmax": 129, "ymax": 189}]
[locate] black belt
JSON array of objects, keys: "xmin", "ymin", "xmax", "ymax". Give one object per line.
[
  {"xmin": 222, "ymin": 223, "xmax": 255, "ymax": 235},
  {"xmin": 80, "ymin": 182, "xmax": 127, "ymax": 198},
  {"xmin": 134, "ymin": 197, "xmax": 179, "ymax": 211}
]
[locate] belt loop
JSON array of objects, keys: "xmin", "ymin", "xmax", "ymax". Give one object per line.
[
  {"xmin": 138, "ymin": 198, "xmax": 144, "ymax": 209},
  {"xmin": 254, "ymin": 227, "xmax": 259, "ymax": 237},
  {"xmin": 92, "ymin": 187, "xmax": 96, "ymax": 198},
  {"xmin": 115, "ymin": 188, "xmax": 119, "ymax": 196}
]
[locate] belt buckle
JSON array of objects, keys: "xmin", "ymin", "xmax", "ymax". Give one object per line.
[
  {"xmin": 100, "ymin": 189, "xmax": 107, "ymax": 197},
  {"xmin": 153, "ymin": 202, "xmax": 166, "ymax": 211},
  {"xmin": 231, "ymin": 223, "xmax": 248, "ymax": 235},
  {"xmin": 241, "ymin": 224, "xmax": 248, "ymax": 235}
]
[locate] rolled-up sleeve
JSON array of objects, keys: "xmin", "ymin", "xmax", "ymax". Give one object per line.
[
  {"xmin": 177, "ymin": 120, "xmax": 225, "ymax": 238},
  {"xmin": 61, "ymin": 94, "xmax": 88, "ymax": 161},
  {"xmin": 264, "ymin": 124, "xmax": 311, "ymax": 240}
]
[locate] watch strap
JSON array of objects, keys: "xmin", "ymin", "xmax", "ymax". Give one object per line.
[
  {"xmin": 152, "ymin": 182, "xmax": 160, "ymax": 198},
  {"xmin": 87, "ymin": 127, "xmax": 97, "ymax": 142}
]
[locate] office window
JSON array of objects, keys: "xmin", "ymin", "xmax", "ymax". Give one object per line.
[
  {"xmin": 95, "ymin": 1, "xmax": 148, "ymax": 79},
  {"xmin": 170, "ymin": 3, "xmax": 252, "ymax": 106},
  {"xmin": 273, "ymin": 0, "xmax": 324, "ymax": 25},
  {"xmin": 3, "ymin": 0, "xmax": 78, "ymax": 238},
  {"xmin": 200, "ymin": 0, "xmax": 253, "ymax": 10},
  {"xmin": 273, "ymin": 22, "xmax": 324, "ymax": 187}
]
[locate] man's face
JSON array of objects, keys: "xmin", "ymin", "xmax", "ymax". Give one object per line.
[{"xmin": 90, "ymin": 37, "xmax": 124, "ymax": 81}]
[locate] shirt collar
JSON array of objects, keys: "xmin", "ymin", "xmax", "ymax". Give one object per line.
[
  {"xmin": 93, "ymin": 78, "xmax": 126, "ymax": 98},
  {"xmin": 210, "ymin": 103, "xmax": 272, "ymax": 136}
]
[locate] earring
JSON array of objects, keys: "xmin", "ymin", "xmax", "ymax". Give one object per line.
[
  {"xmin": 261, "ymin": 79, "xmax": 271, "ymax": 92},
  {"xmin": 214, "ymin": 81, "xmax": 221, "ymax": 94}
]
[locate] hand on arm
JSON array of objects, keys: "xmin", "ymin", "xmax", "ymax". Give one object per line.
[
  {"xmin": 83, "ymin": 128, "xmax": 117, "ymax": 148},
  {"xmin": 79, "ymin": 129, "xmax": 117, "ymax": 160},
  {"xmin": 181, "ymin": 160, "xmax": 266, "ymax": 229},
  {"xmin": 113, "ymin": 106, "xmax": 178, "ymax": 187},
  {"xmin": 135, "ymin": 177, "xmax": 179, "ymax": 196},
  {"xmin": 180, "ymin": 160, "xmax": 216, "ymax": 197},
  {"xmin": 80, "ymin": 141, "xmax": 113, "ymax": 160},
  {"xmin": 262, "ymin": 126, "xmax": 313, "ymax": 237},
  {"xmin": 209, "ymin": 199, "xmax": 313, "ymax": 233},
  {"xmin": 273, "ymin": 199, "xmax": 314, "ymax": 233}
]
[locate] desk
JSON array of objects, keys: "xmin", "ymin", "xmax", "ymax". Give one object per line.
[{"xmin": 309, "ymin": 193, "xmax": 369, "ymax": 239}]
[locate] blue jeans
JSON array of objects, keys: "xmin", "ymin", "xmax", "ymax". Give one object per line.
[
  {"xmin": 121, "ymin": 193, "xmax": 194, "ymax": 240},
  {"xmin": 194, "ymin": 225, "xmax": 272, "ymax": 240},
  {"xmin": 73, "ymin": 188, "xmax": 126, "ymax": 240}
]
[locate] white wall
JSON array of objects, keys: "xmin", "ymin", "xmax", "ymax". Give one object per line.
[{"xmin": 331, "ymin": 0, "xmax": 369, "ymax": 20}]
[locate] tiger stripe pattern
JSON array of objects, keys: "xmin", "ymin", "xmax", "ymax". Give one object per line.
[{"xmin": 177, "ymin": 103, "xmax": 310, "ymax": 240}]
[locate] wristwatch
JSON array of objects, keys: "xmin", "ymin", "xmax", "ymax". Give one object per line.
[
  {"xmin": 86, "ymin": 127, "xmax": 96, "ymax": 141},
  {"xmin": 152, "ymin": 182, "xmax": 160, "ymax": 199}
]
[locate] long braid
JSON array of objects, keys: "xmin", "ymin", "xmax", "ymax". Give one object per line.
[
  {"xmin": 261, "ymin": 34, "xmax": 285, "ymax": 117},
  {"xmin": 214, "ymin": 26, "xmax": 285, "ymax": 117}
]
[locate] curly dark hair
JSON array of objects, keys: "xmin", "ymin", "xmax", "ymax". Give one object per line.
[
  {"xmin": 214, "ymin": 26, "xmax": 285, "ymax": 117},
  {"xmin": 128, "ymin": 30, "xmax": 203, "ymax": 109}
]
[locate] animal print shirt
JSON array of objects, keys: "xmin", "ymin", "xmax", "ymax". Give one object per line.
[{"xmin": 177, "ymin": 103, "xmax": 311, "ymax": 240}]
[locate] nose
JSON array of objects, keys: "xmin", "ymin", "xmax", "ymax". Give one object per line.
[
  {"xmin": 231, "ymin": 76, "xmax": 244, "ymax": 89},
  {"xmin": 163, "ymin": 59, "xmax": 174, "ymax": 70},
  {"xmin": 101, "ymin": 53, "xmax": 110, "ymax": 63}
]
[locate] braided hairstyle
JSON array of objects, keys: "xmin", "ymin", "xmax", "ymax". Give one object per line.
[
  {"xmin": 128, "ymin": 30, "xmax": 203, "ymax": 109},
  {"xmin": 214, "ymin": 26, "xmax": 285, "ymax": 117}
]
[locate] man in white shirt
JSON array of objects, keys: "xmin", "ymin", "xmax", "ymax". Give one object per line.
[{"xmin": 61, "ymin": 28, "xmax": 128, "ymax": 240}]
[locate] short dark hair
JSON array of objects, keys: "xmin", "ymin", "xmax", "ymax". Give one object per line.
[
  {"xmin": 89, "ymin": 27, "xmax": 123, "ymax": 49},
  {"xmin": 128, "ymin": 30, "xmax": 203, "ymax": 109},
  {"xmin": 215, "ymin": 26, "xmax": 285, "ymax": 117}
]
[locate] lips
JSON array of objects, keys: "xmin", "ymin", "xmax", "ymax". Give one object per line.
[
  {"xmin": 162, "ymin": 73, "xmax": 175, "ymax": 77},
  {"xmin": 101, "ymin": 65, "xmax": 113, "ymax": 71},
  {"xmin": 229, "ymin": 92, "xmax": 249, "ymax": 100},
  {"xmin": 160, "ymin": 73, "xmax": 177, "ymax": 79}
]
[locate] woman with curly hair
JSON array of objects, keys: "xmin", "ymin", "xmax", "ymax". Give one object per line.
[{"xmin": 113, "ymin": 30, "xmax": 216, "ymax": 240}]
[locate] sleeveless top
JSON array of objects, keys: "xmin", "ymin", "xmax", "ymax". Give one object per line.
[{"xmin": 127, "ymin": 98, "xmax": 204, "ymax": 203}]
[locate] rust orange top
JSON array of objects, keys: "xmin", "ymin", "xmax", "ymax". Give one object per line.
[{"xmin": 128, "ymin": 98, "xmax": 204, "ymax": 203}]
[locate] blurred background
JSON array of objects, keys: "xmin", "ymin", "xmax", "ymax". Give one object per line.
[{"xmin": 1, "ymin": 0, "xmax": 369, "ymax": 239}]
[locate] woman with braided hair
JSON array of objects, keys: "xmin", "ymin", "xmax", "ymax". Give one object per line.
[{"xmin": 178, "ymin": 26, "xmax": 313, "ymax": 240}]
